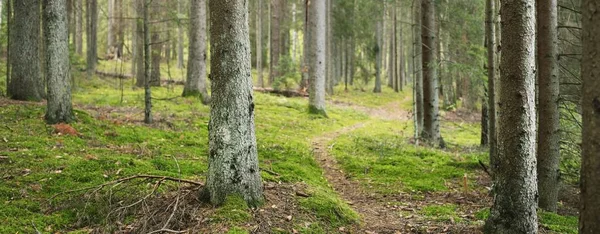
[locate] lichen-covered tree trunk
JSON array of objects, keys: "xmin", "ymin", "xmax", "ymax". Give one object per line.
[
  {"xmin": 256, "ymin": 0, "xmax": 264, "ymax": 88},
  {"xmin": 308, "ymin": 0, "xmax": 326, "ymax": 115},
  {"xmin": 269, "ymin": 0, "xmax": 282, "ymax": 86},
  {"xmin": 9, "ymin": 0, "xmax": 44, "ymax": 101},
  {"xmin": 75, "ymin": 0, "xmax": 83, "ymax": 55},
  {"xmin": 135, "ymin": 0, "xmax": 145, "ymax": 87},
  {"xmin": 413, "ymin": 0, "xmax": 424, "ymax": 139},
  {"xmin": 44, "ymin": 0, "xmax": 74, "ymax": 124},
  {"xmin": 205, "ymin": 0, "xmax": 263, "ymax": 206},
  {"xmin": 536, "ymin": 0, "xmax": 560, "ymax": 212},
  {"xmin": 421, "ymin": 0, "xmax": 441, "ymax": 145},
  {"xmin": 484, "ymin": 0, "xmax": 538, "ymax": 233},
  {"xmin": 182, "ymin": 0, "xmax": 209, "ymax": 104},
  {"xmin": 86, "ymin": 0, "xmax": 98, "ymax": 78},
  {"xmin": 485, "ymin": 0, "xmax": 497, "ymax": 178},
  {"xmin": 580, "ymin": 1, "xmax": 600, "ymax": 232}
]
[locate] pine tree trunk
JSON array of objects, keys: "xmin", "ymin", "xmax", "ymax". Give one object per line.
[
  {"xmin": 308, "ymin": 0, "xmax": 326, "ymax": 115},
  {"xmin": 44, "ymin": 0, "xmax": 74, "ymax": 124},
  {"xmin": 177, "ymin": 0, "xmax": 184, "ymax": 69},
  {"xmin": 86, "ymin": 0, "xmax": 98, "ymax": 78},
  {"xmin": 256, "ymin": 0, "xmax": 264, "ymax": 88},
  {"xmin": 269, "ymin": 0, "xmax": 281, "ymax": 86},
  {"xmin": 484, "ymin": 0, "xmax": 538, "ymax": 232},
  {"xmin": 413, "ymin": 0, "xmax": 424, "ymax": 138},
  {"xmin": 486, "ymin": 0, "xmax": 497, "ymax": 179},
  {"xmin": 536, "ymin": 0, "xmax": 560, "ymax": 212},
  {"xmin": 182, "ymin": 0, "xmax": 209, "ymax": 104},
  {"xmin": 135, "ymin": 0, "xmax": 145, "ymax": 87},
  {"xmin": 205, "ymin": 0, "xmax": 263, "ymax": 206},
  {"xmin": 75, "ymin": 0, "xmax": 83, "ymax": 55},
  {"xmin": 580, "ymin": 0, "xmax": 600, "ymax": 232},
  {"xmin": 374, "ymin": 0, "xmax": 384, "ymax": 93},
  {"xmin": 149, "ymin": 0, "xmax": 161, "ymax": 87},
  {"xmin": 143, "ymin": 0, "xmax": 152, "ymax": 124},
  {"xmin": 9, "ymin": 0, "xmax": 44, "ymax": 101},
  {"xmin": 300, "ymin": 0, "xmax": 309, "ymax": 91},
  {"xmin": 107, "ymin": 0, "xmax": 115, "ymax": 57},
  {"xmin": 325, "ymin": 0, "xmax": 333, "ymax": 94},
  {"xmin": 421, "ymin": 0, "xmax": 441, "ymax": 145}
]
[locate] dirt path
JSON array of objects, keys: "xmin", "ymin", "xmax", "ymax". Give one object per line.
[{"xmin": 311, "ymin": 102, "xmax": 484, "ymax": 233}]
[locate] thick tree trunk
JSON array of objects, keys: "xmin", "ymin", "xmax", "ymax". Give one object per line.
[
  {"xmin": 135, "ymin": 0, "xmax": 145, "ymax": 87},
  {"xmin": 421, "ymin": 0, "xmax": 441, "ymax": 145},
  {"xmin": 256, "ymin": 0, "xmax": 264, "ymax": 88},
  {"xmin": 308, "ymin": 0, "xmax": 326, "ymax": 115},
  {"xmin": 9, "ymin": 0, "xmax": 44, "ymax": 101},
  {"xmin": 484, "ymin": 0, "xmax": 538, "ymax": 232},
  {"xmin": 413, "ymin": 0, "xmax": 424, "ymax": 138},
  {"xmin": 486, "ymin": 0, "xmax": 497, "ymax": 179},
  {"xmin": 75, "ymin": 0, "xmax": 83, "ymax": 55},
  {"xmin": 536, "ymin": 0, "xmax": 560, "ymax": 212},
  {"xmin": 177, "ymin": 0, "xmax": 184, "ymax": 69},
  {"xmin": 182, "ymin": 0, "xmax": 209, "ymax": 104},
  {"xmin": 205, "ymin": 0, "xmax": 263, "ymax": 206},
  {"xmin": 580, "ymin": 0, "xmax": 600, "ymax": 232},
  {"xmin": 44, "ymin": 0, "xmax": 74, "ymax": 124},
  {"xmin": 374, "ymin": 0, "xmax": 384, "ymax": 93},
  {"xmin": 86, "ymin": 0, "xmax": 98, "ymax": 78},
  {"xmin": 269, "ymin": 0, "xmax": 282, "ymax": 86}
]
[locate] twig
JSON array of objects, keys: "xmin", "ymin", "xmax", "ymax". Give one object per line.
[
  {"xmin": 261, "ymin": 169, "xmax": 280, "ymax": 177},
  {"xmin": 31, "ymin": 221, "xmax": 41, "ymax": 234},
  {"xmin": 478, "ymin": 160, "xmax": 491, "ymax": 177},
  {"xmin": 147, "ymin": 228, "xmax": 189, "ymax": 234}
]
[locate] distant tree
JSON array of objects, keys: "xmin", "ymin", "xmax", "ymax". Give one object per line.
[
  {"xmin": 43, "ymin": 0, "xmax": 74, "ymax": 124},
  {"xmin": 386, "ymin": 1, "xmax": 395, "ymax": 93},
  {"xmin": 204, "ymin": 0, "xmax": 263, "ymax": 206},
  {"xmin": 182, "ymin": 0, "xmax": 210, "ymax": 104},
  {"xmin": 413, "ymin": 0, "xmax": 424, "ymax": 140},
  {"xmin": 75, "ymin": 0, "xmax": 83, "ymax": 55},
  {"xmin": 177, "ymin": 0, "xmax": 185, "ymax": 69},
  {"xmin": 421, "ymin": 0, "xmax": 441, "ymax": 146},
  {"xmin": 373, "ymin": 0, "xmax": 383, "ymax": 93},
  {"xmin": 270, "ymin": 0, "xmax": 282, "ymax": 86},
  {"xmin": 149, "ymin": 0, "xmax": 162, "ymax": 87},
  {"xmin": 86, "ymin": 0, "xmax": 98, "ymax": 78},
  {"xmin": 580, "ymin": 0, "xmax": 600, "ymax": 232},
  {"xmin": 484, "ymin": 0, "xmax": 538, "ymax": 232},
  {"xmin": 143, "ymin": 0, "xmax": 152, "ymax": 124},
  {"xmin": 256, "ymin": 0, "xmax": 264, "ymax": 87},
  {"xmin": 485, "ymin": 0, "xmax": 497, "ymax": 176},
  {"xmin": 9, "ymin": 0, "xmax": 44, "ymax": 101},
  {"xmin": 308, "ymin": 0, "xmax": 327, "ymax": 116},
  {"xmin": 135, "ymin": 0, "xmax": 145, "ymax": 87}
]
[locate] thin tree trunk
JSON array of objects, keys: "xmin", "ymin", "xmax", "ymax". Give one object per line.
[
  {"xmin": 75, "ymin": 0, "xmax": 83, "ymax": 55},
  {"xmin": 135, "ymin": 0, "xmax": 145, "ymax": 87},
  {"xmin": 421, "ymin": 0, "xmax": 441, "ymax": 145},
  {"xmin": 536, "ymin": 0, "xmax": 560, "ymax": 212},
  {"xmin": 182, "ymin": 0, "xmax": 209, "ymax": 104},
  {"xmin": 269, "ymin": 0, "xmax": 282, "ymax": 86},
  {"xmin": 374, "ymin": 0, "xmax": 384, "ymax": 93},
  {"xmin": 308, "ymin": 0, "xmax": 326, "ymax": 115},
  {"xmin": 205, "ymin": 0, "xmax": 263, "ymax": 206},
  {"xmin": 398, "ymin": 18, "xmax": 404, "ymax": 92},
  {"xmin": 326, "ymin": 0, "xmax": 333, "ymax": 94},
  {"xmin": 256, "ymin": 0, "xmax": 264, "ymax": 88},
  {"xmin": 484, "ymin": 0, "xmax": 538, "ymax": 232},
  {"xmin": 486, "ymin": 0, "xmax": 497, "ymax": 178},
  {"xmin": 413, "ymin": 0, "xmax": 424, "ymax": 138},
  {"xmin": 9, "ymin": 0, "xmax": 44, "ymax": 101},
  {"xmin": 300, "ymin": 0, "xmax": 309, "ymax": 91},
  {"xmin": 107, "ymin": 0, "xmax": 115, "ymax": 57},
  {"xmin": 149, "ymin": 0, "xmax": 161, "ymax": 87},
  {"xmin": 5, "ymin": 0, "xmax": 9, "ymax": 96},
  {"xmin": 143, "ymin": 0, "xmax": 152, "ymax": 124},
  {"xmin": 177, "ymin": 0, "xmax": 184, "ymax": 69},
  {"xmin": 44, "ymin": 0, "xmax": 74, "ymax": 124},
  {"xmin": 86, "ymin": 0, "xmax": 98, "ymax": 79},
  {"xmin": 580, "ymin": 0, "xmax": 600, "ymax": 232}
]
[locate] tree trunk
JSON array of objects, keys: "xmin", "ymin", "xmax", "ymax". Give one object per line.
[
  {"xmin": 413, "ymin": 0, "xmax": 424, "ymax": 138},
  {"xmin": 580, "ymin": 0, "xmax": 600, "ymax": 232},
  {"xmin": 486, "ymin": 0, "xmax": 497, "ymax": 179},
  {"xmin": 300, "ymin": 0, "xmax": 310, "ymax": 91},
  {"xmin": 75, "ymin": 0, "xmax": 83, "ymax": 55},
  {"xmin": 9, "ymin": 0, "xmax": 44, "ymax": 101},
  {"xmin": 44, "ymin": 0, "xmax": 74, "ymax": 124},
  {"xmin": 398, "ymin": 17, "xmax": 404, "ymax": 92},
  {"xmin": 308, "ymin": 0, "xmax": 326, "ymax": 116},
  {"xmin": 536, "ymin": 0, "xmax": 560, "ymax": 212},
  {"xmin": 177, "ymin": 0, "xmax": 184, "ymax": 69},
  {"xmin": 269, "ymin": 0, "xmax": 281, "ymax": 86},
  {"xmin": 481, "ymin": 99, "xmax": 489, "ymax": 146},
  {"xmin": 421, "ymin": 0, "xmax": 441, "ymax": 145},
  {"xmin": 143, "ymin": 0, "xmax": 152, "ymax": 124},
  {"xmin": 135, "ymin": 0, "xmax": 145, "ymax": 87},
  {"xmin": 484, "ymin": 0, "xmax": 538, "ymax": 232},
  {"xmin": 182, "ymin": 0, "xmax": 209, "ymax": 104},
  {"xmin": 374, "ymin": 0, "xmax": 384, "ymax": 93},
  {"xmin": 325, "ymin": 0, "xmax": 333, "ymax": 94},
  {"xmin": 256, "ymin": 0, "xmax": 264, "ymax": 87},
  {"xmin": 107, "ymin": 0, "xmax": 115, "ymax": 57},
  {"xmin": 205, "ymin": 0, "xmax": 263, "ymax": 206},
  {"xmin": 149, "ymin": 1, "xmax": 161, "ymax": 87},
  {"xmin": 86, "ymin": 0, "xmax": 98, "ymax": 78}
]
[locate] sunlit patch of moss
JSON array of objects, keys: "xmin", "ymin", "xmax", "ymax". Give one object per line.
[
  {"xmin": 440, "ymin": 122, "xmax": 482, "ymax": 147},
  {"xmin": 299, "ymin": 187, "xmax": 360, "ymax": 226},
  {"xmin": 331, "ymin": 85, "xmax": 412, "ymax": 108},
  {"xmin": 538, "ymin": 211, "xmax": 578, "ymax": 234},
  {"xmin": 419, "ymin": 204, "xmax": 463, "ymax": 223},
  {"xmin": 226, "ymin": 226, "xmax": 249, "ymax": 234},
  {"xmin": 211, "ymin": 196, "xmax": 252, "ymax": 224}
]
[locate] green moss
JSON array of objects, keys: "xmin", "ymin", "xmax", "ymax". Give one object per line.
[
  {"xmin": 226, "ymin": 226, "xmax": 249, "ymax": 234},
  {"xmin": 299, "ymin": 188, "xmax": 360, "ymax": 226},
  {"xmin": 419, "ymin": 204, "xmax": 463, "ymax": 222},
  {"xmin": 539, "ymin": 212, "xmax": 578, "ymax": 234},
  {"xmin": 211, "ymin": 196, "xmax": 252, "ymax": 224}
]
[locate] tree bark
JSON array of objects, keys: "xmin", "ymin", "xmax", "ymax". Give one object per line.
[
  {"xmin": 486, "ymin": 0, "xmax": 497, "ymax": 179},
  {"xmin": 484, "ymin": 0, "xmax": 538, "ymax": 232},
  {"xmin": 143, "ymin": 0, "xmax": 152, "ymax": 124},
  {"xmin": 149, "ymin": 0, "xmax": 161, "ymax": 87},
  {"xmin": 44, "ymin": 0, "xmax": 74, "ymax": 124},
  {"xmin": 86, "ymin": 0, "xmax": 98, "ymax": 78},
  {"xmin": 9, "ymin": 0, "xmax": 44, "ymax": 101},
  {"xmin": 107, "ymin": 0, "xmax": 115, "ymax": 56},
  {"xmin": 75, "ymin": 0, "xmax": 83, "ymax": 55},
  {"xmin": 413, "ymin": 0, "xmax": 424, "ymax": 138},
  {"xmin": 256, "ymin": 0, "xmax": 264, "ymax": 88},
  {"xmin": 300, "ymin": 0, "xmax": 310, "ymax": 91},
  {"xmin": 205, "ymin": 0, "xmax": 263, "ymax": 206},
  {"xmin": 580, "ymin": 0, "xmax": 600, "ymax": 232},
  {"xmin": 269, "ymin": 0, "xmax": 282, "ymax": 86},
  {"xmin": 308, "ymin": 0, "xmax": 326, "ymax": 116},
  {"xmin": 536, "ymin": 0, "xmax": 560, "ymax": 212},
  {"xmin": 374, "ymin": 0, "xmax": 384, "ymax": 93},
  {"xmin": 421, "ymin": 0, "xmax": 441, "ymax": 145},
  {"xmin": 177, "ymin": 0, "xmax": 184, "ymax": 69},
  {"xmin": 182, "ymin": 0, "xmax": 209, "ymax": 104},
  {"xmin": 135, "ymin": 0, "xmax": 145, "ymax": 87}
]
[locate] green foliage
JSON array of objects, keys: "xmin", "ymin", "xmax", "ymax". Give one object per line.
[
  {"xmin": 299, "ymin": 188, "xmax": 360, "ymax": 226},
  {"xmin": 272, "ymin": 55, "xmax": 301, "ymax": 91},
  {"xmin": 420, "ymin": 204, "xmax": 463, "ymax": 222}
]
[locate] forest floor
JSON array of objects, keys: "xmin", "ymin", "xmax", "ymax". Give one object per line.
[{"xmin": 0, "ymin": 69, "xmax": 579, "ymax": 233}]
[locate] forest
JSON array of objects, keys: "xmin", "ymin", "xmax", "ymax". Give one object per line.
[{"xmin": 0, "ymin": 0, "xmax": 598, "ymax": 233}]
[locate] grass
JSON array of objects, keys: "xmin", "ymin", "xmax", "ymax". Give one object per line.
[
  {"xmin": 331, "ymin": 85, "xmax": 412, "ymax": 108},
  {"xmin": 420, "ymin": 204, "xmax": 463, "ymax": 223},
  {"xmin": 475, "ymin": 209, "xmax": 578, "ymax": 234}
]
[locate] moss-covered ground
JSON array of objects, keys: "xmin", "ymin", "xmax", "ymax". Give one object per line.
[{"xmin": 0, "ymin": 66, "xmax": 578, "ymax": 233}]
